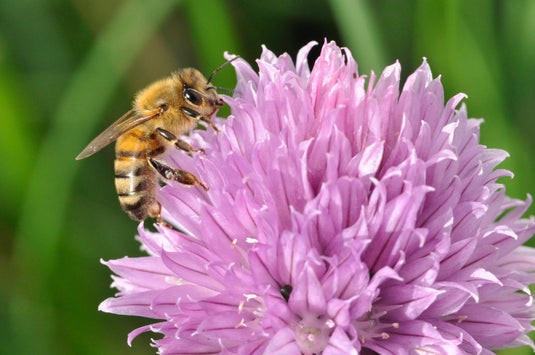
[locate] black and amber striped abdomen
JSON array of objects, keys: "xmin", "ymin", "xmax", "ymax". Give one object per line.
[{"xmin": 114, "ymin": 128, "xmax": 164, "ymax": 221}]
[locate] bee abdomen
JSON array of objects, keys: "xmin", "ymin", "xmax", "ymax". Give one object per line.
[
  {"xmin": 118, "ymin": 192, "xmax": 156, "ymax": 221},
  {"xmin": 114, "ymin": 156, "xmax": 159, "ymax": 221}
]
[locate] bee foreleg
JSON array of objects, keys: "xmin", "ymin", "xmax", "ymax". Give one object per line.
[
  {"xmin": 200, "ymin": 116, "xmax": 220, "ymax": 133},
  {"xmin": 148, "ymin": 156, "xmax": 208, "ymax": 191},
  {"xmin": 156, "ymin": 128, "xmax": 205, "ymax": 153}
]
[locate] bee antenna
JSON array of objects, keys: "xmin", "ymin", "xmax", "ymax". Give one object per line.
[
  {"xmin": 215, "ymin": 87, "xmax": 234, "ymax": 94},
  {"xmin": 207, "ymin": 55, "xmax": 240, "ymax": 84}
]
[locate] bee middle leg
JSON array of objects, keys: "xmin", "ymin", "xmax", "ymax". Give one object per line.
[
  {"xmin": 156, "ymin": 128, "xmax": 205, "ymax": 154},
  {"xmin": 148, "ymin": 156, "xmax": 208, "ymax": 191}
]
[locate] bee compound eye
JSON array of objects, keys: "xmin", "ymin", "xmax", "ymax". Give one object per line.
[{"xmin": 183, "ymin": 88, "xmax": 203, "ymax": 106}]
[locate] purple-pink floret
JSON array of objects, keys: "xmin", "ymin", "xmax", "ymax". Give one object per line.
[{"xmin": 99, "ymin": 41, "xmax": 535, "ymax": 354}]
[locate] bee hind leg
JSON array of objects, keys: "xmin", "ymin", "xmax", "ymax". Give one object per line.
[
  {"xmin": 156, "ymin": 128, "xmax": 205, "ymax": 154},
  {"xmin": 153, "ymin": 204, "xmax": 174, "ymax": 228},
  {"xmin": 148, "ymin": 156, "xmax": 208, "ymax": 191}
]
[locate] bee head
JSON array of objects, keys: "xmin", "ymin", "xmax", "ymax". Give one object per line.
[{"xmin": 178, "ymin": 68, "xmax": 223, "ymax": 121}]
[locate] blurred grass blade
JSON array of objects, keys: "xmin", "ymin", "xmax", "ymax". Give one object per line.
[
  {"xmin": 183, "ymin": 0, "xmax": 242, "ymax": 86},
  {"xmin": 0, "ymin": 0, "xmax": 74, "ymax": 113},
  {"xmin": 328, "ymin": 0, "xmax": 387, "ymax": 73},
  {"xmin": 182, "ymin": 0, "xmax": 241, "ymax": 119},
  {"xmin": 0, "ymin": 38, "xmax": 37, "ymax": 219},
  {"xmin": 414, "ymin": 0, "xmax": 535, "ymax": 215},
  {"xmin": 11, "ymin": 0, "xmax": 180, "ymax": 353}
]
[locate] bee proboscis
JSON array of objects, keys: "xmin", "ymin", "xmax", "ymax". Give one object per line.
[{"xmin": 76, "ymin": 57, "xmax": 238, "ymax": 221}]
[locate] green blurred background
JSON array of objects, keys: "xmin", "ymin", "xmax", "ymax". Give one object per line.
[{"xmin": 1, "ymin": 0, "xmax": 534, "ymax": 354}]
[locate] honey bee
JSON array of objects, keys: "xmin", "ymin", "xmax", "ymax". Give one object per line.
[{"xmin": 76, "ymin": 57, "xmax": 238, "ymax": 221}]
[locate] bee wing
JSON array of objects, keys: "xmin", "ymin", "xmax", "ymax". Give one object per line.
[{"xmin": 76, "ymin": 109, "xmax": 161, "ymax": 160}]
